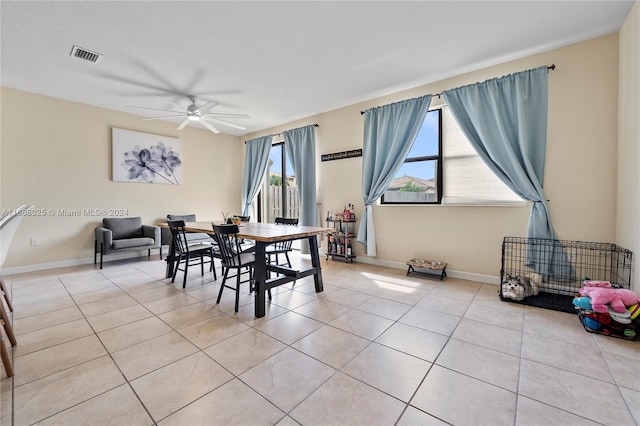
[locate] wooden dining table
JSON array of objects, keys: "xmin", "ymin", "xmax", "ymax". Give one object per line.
[{"xmin": 162, "ymin": 221, "xmax": 331, "ymax": 317}]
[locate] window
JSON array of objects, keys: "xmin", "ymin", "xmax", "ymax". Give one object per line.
[
  {"xmin": 381, "ymin": 109, "xmax": 442, "ymax": 204},
  {"xmin": 260, "ymin": 141, "xmax": 300, "ymax": 222},
  {"xmin": 381, "ymin": 105, "xmax": 524, "ymax": 206}
]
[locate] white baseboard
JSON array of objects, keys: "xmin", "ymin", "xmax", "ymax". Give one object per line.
[
  {"xmin": 1, "ymin": 250, "xmax": 164, "ymax": 276},
  {"xmin": 331, "ymin": 253, "xmax": 500, "ymax": 285},
  {"xmin": 5, "ymin": 249, "xmax": 499, "ymax": 286}
]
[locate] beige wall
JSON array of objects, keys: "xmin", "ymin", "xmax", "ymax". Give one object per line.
[
  {"xmin": 0, "ymin": 87, "xmax": 243, "ymax": 271},
  {"xmin": 245, "ymin": 34, "xmax": 621, "ymax": 280},
  {"xmin": 617, "ymin": 2, "xmax": 640, "ymax": 293}
]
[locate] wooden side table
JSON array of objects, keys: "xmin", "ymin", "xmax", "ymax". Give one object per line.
[{"xmin": 406, "ymin": 259, "xmax": 447, "ymax": 280}]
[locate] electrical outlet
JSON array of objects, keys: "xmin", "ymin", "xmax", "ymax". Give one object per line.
[{"xmin": 31, "ymin": 238, "xmax": 39, "ymax": 247}]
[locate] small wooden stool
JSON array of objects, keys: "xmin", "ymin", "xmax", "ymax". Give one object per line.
[
  {"xmin": 1, "ymin": 325, "xmax": 13, "ymax": 377},
  {"xmin": 0, "ymin": 274, "xmax": 12, "ymax": 312},
  {"xmin": 406, "ymin": 259, "xmax": 447, "ymax": 280},
  {"xmin": 0, "ymin": 288, "xmax": 16, "ymax": 377}
]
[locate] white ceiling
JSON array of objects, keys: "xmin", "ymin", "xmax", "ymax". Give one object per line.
[{"xmin": 1, "ymin": 1, "xmax": 634, "ymax": 136}]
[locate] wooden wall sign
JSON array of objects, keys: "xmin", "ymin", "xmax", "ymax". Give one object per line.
[{"xmin": 321, "ymin": 149, "xmax": 362, "ymax": 162}]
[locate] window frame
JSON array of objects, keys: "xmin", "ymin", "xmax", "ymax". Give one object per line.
[{"xmin": 380, "ymin": 108, "xmax": 443, "ymax": 205}]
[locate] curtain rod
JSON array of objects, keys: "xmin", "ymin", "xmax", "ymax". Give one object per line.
[
  {"xmin": 245, "ymin": 123, "xmax": 319, "ymax": 143},
  {"xmin": 272, "ymin": 123, "xmax": 319, "ymax": 138},
  {"xmin": 360, "ymin": 64, "xmax": 556, "ymax": 114}
]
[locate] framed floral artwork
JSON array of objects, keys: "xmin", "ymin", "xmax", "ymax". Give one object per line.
[{"xmin": 112, "ymin": 128, "xmax": 182, "ymax": 184}]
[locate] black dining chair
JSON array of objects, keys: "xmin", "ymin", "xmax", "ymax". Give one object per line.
[
  {"xmin": 168, "ymin": 220, "xmax": 217, "ymax": 288},
  {"xmin": 213, "ymin": 224, "xmax": 259, "ymax": 312},
  {"xmin": 266, "ymin": 217, "xmax": 299, "ymax": 268}
]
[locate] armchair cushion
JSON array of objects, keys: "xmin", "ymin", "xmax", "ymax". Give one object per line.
[
  {"xmin": 103, "ymin": 217, "xmax": 144, "ymax": 240},
  {"xmin": 112, "ymin": 237, "xmax": 155, "ymax": 250}
]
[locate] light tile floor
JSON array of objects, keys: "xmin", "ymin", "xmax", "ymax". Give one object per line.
[{"xmin": 1, "ymin": 254, "xmax": 639, "ymax": 425}]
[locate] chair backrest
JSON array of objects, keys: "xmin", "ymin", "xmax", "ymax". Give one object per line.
[
  {"xmin": 103, "ymin": 217, "xmax": 143, "ymax": 240},
  {"xmin": 213, "ymin": 224, "xmax": 243, "ymax": 266},
  {"xmin": 274, "ymin": 217, "xmax": 298, "ymax": 249},
  {"xmin": 167, "ymin": 220, "xmax": 190, "ymax": 254},
  {"xmin": 275, "ymin": 217, "xmax": 299, "ymax": 226},
  {"xmin": 1, "ymin": 205, "xmax": 33, "ymax": 267},
  {"xmin": 0, "ymin": 205, "xmax": 27, "ymax": 230}
]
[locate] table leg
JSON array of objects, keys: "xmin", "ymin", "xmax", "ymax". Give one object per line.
[
  {"xmin": 308, "ymin": 235, "xmax": 324, "ymax": 292},
  {"xmin": 254, "ymin": 242, "xmax": 267, "ymax": 318}
]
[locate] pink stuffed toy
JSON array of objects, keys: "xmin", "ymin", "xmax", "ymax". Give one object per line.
[
  {"xmin": 579, "ymin": 287, "xmax": 640, "ymax": 313},
  {"xmin": 583, "ymin": 280, "xmax": 611, "ymax": 288}
]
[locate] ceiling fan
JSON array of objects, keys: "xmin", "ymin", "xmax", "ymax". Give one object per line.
[{"xmin": 128, "ymin": 95, "xmax": 249, "ymax": 134}]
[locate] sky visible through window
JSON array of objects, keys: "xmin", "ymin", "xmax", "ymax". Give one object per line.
[
  {"xmin": 269, "ymin": 143, "xmax": 294, "ymax": 182},
  {"xmin": 396, "ymin": 110, "xmax": 439, "ymax": 181}
]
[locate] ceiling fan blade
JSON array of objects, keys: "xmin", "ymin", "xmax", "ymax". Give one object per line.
[
  {"xmin": 204, "ymin": 113, "xmax": 250, "ymax": 119},
  {"xmin": 127, "ymin": 105, "xmax": 182, "ymax": 114},
  {"xmin": 204, "ymin": 116, "xmax": 246, "ymax": 131},
  {"xmin": 157, "ymin": 95, "xmax": 185, "ymax": 111},
  {"xmin": 176, "ymin": 117, "xmax": 191, "ymax": 130},
  {"xmin": 199, "ymin": 119, "xmax": 220, "ymax": 134},
  {"xmin": 196, "ymin": 100, "xmax": 216, "ymax": 112},
  {"xmin": 142, "ymin": 114, "xmax": 185, "ymax": 121}
]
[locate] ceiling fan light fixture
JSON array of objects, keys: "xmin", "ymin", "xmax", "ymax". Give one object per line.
[{"xmin": 128, "ymin": 95, "xmax": 248, "ymax": 135}]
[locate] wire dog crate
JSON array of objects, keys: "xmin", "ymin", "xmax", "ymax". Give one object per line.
[{"xmin": 500, "ymin": 237, "xmax": 633, "ymax": 313}]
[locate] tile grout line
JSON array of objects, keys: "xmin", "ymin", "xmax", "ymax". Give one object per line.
[
  {"xmin": 8, "ymin": 274, "xmax": 147, "ymax": 425},
  {"xmin": 6, "ymin": 258, "xmax": 638, "ymax": 425}
]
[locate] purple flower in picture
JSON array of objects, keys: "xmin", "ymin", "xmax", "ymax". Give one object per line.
[
  {"xmin": 150, "ymin": 142, "xmax": 181, "ymax": 183},
  {"xmin": 122, "ymin": 142, "xmax": 181, "ymax": 184}
]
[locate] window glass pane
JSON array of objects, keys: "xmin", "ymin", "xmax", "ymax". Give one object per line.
[
  {"xmin": 267, "ymin": 144, "xmax": 283, "ymax": 221},
  {"xmin": 406, "ymin": 109, "xmax": 439, "ymax": 158},
  {"xmin": 264, "ymin": 143, "xmax": 301, "ymax": 223},
  {"xmin": 384, "ymin": 160, "xmax": 438, "ymax": 203},
  {"xmin": 285, "ymin": 152, "xmax": 295, "ymax": 189},
  {"xmin": 284, "ymin": 151, "xmax": 300, "ymax": 221},
  {"xmin": 269, "ymin": 144, "xmax": 282, "ymax": 187}
]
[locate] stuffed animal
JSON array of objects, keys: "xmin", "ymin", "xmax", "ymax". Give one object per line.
[
  {"xmin": 572, "ymin": 297, "xmax": 593, "ymax": 310},
  {"xmin": 578, "ymin": 287, "xmax": 640, "ymax": 313},
  {"xmin": 502, "ymin": 273, "xmax": 540, "ymax": 301},
  {"xmin": 583, "ymin": 280, "xmax": 611, "ymax": 288}
]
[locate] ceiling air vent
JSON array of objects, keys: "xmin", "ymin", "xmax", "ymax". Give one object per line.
[{"xmin": 70, "ymin": 45, "xmax": 103, "ymax": 63}]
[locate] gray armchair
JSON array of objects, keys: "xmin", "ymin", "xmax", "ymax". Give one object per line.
[{"xmin": 94, "ymin": 217, "xmax": 161, "ymax": 269}]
